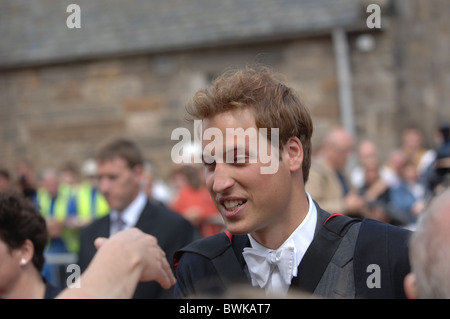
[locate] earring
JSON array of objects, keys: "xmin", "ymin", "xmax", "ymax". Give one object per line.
[{"xmin": 20, "ymin": 258, "xmax": 27, "ymax": 266}]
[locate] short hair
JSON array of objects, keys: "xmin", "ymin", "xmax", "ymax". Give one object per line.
[
  {"xmin": 171, "ymin": 165, "xmax": 202, "ymax": 190},
  {"xmin": 0, "ymin": 168, "xmax": 10, "ymax": 180},
  {"xmin": 186, "ymin": 66, "xmax": 313, "ymax": 183},
  {"xmin": 59, "ymin": 161, "xmax": 79, "ymax": 176},
  {"xmin": 409, "ymin": 188, "xmax": 450, "ymax": 298},
  {"xmin": 0, "ymin": 191, "xmax": 48, "ymax": 271},
  {"xmin": 95, "ymin": 138, "xmax": 143, "ymax": 169}
]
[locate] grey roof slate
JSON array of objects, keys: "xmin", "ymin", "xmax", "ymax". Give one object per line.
[{"xmin": 0, "ymin": 0, "xmax": 369, "ymax": 68}]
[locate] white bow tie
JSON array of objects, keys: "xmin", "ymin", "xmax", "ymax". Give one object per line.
[{"xmin": 242, "ymin": 239, "xmax": 296, "ymax": 289}]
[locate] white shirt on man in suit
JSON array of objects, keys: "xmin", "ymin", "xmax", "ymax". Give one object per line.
[{"xmin": 109, "ymin": 191, "xmax": 147, "ymax": 235}]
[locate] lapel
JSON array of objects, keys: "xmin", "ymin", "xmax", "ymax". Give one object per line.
[
  {"xmin": 82, "ymin": 214, "xmax": 110, "ymax": 267},
  {"xmin": 289, "ymin": 204, "xmax": 357, "ymax": 294},
  {"xmin": 101, "ymin": 216, "xmax": 110, "ymax": 238},
  {"xmin": 289, "ymin": 206, "xmax": 329, "ymax": 292},
  {"xmin": 231, "ymin": 234, "xmax": 251, "ymax": 272},
  {"xmin": 133, "ymin": 199, "xmax": 153, "ymax": 231},
  {"xmin": 313, "ymin": 204, "xmax": 330, "ymax": 234},
  {"xmin": 213, "ymin": 234, "xmax": 250, "ymax": 285}
]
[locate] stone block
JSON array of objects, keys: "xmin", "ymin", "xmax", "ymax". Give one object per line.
[{"xmin": 123, "ymin": 94, "xmax": 166, "ymax": 111}]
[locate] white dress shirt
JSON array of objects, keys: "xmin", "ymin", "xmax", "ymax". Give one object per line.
[
  {"xmin": 244, "ymin": 192, "xmax": 317, "ymax": 295},
  {"xmin": 109, "ymin": 191, "xmax": 147, "ymax": 235}
]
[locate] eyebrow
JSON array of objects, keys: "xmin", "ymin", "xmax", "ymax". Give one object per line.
[
  {"xmin": 225, "ymin": 145, "xmax": 248, "ymax": 155},
  {"xmin": 202, "ymin": 146, "xmax": 250, "ymax": 164}
]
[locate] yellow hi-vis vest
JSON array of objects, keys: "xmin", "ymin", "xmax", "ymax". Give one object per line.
[
  {"xmin": 36, "ymin": 188, "xmax": 76, "ymax": 253},
  {"xmin": 36, "ymin": 188, "xmax": 70, "ymax": 222},
  {"xmin": 76, "ymin": 181, "xmax": 110, "ymax": 222},
  {"xmin": 57, "ymin": 182, "xmax": 109, "ymax": 253}
]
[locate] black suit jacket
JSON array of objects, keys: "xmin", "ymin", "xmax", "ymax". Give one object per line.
[
  {"xmin": 78, "ymin": 199, "xmax": 197, "ymax": 299},
  {"xmin": 174, "ymin": 204, "xmax": 411, "ymax": 299}
]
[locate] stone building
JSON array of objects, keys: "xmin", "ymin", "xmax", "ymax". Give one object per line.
[{"xmin": 0, "ymin": 0, "xmax": 449, "ymax": 181}]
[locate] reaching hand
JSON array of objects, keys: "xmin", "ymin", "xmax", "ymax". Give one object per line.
[{"xmin": 94, "ymin": 228, "xmax": 176, "ymax": 289}]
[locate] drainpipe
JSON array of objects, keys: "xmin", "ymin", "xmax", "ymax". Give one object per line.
[{"xmin": 332, "ymin": 28, "xmax": 356, "ymax": 137}]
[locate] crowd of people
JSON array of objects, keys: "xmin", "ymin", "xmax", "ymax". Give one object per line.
[
  {"xmin": 0, "ymin": 138, "xmax": 224, "ymax": 293},
  {"xmin": 307, "ymin": 123, "xmax": 450, "ymax": 230},
  {"xmin": 0, "ymin": 66, "xmax": 449, "ymax": 299},
  {"xmin": 0, "ymin": 122, "xmax": 449, "ymax": 297},
  {"xmin": 0, "ymin": 158, "xmax": 223, "ymax": 240}
]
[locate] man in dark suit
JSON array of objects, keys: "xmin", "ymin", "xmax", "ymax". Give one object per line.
[
  {"xmin": 78, "ymin": 138, "xmax": 196, "ymax": 299},
  {"xmin": 174, "ymin": 66, "xmax": 410, "ymax": 299}
]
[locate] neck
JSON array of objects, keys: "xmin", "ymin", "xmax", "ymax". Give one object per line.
[
  {"xmin": 250, "ymin": 189, "xmax": 309, "ymax": 250},
  {"xmin": 118, "ymin": 190, "xmax": 141, "ymax": 214},
  {"xmin": 1, "ymin": 266, "xmax": 46, "ymax": 299}
]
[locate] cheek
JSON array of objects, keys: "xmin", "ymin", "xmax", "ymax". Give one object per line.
[
  {"xmin": 0, "ymin": 253, "xmax": 19, "ymax": 288},
  {"xmin": 206, "ymin": 177, "xmax": 215, "ymax": 199},
  {"xmin": 205, "ymin": 170, "xmax": 213, "ymax": 189},
  {"xmin": 252, "ymin": 166, "xmax": 290, "ymax": 203},
  {"xmin": 118, "ymin": 172, "xmax": 135, "ymax": 190}
]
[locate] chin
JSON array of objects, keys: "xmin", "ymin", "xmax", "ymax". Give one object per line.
[{"xmin": 224, "ymin": 220, "xmax": 253, "ymax": 236}]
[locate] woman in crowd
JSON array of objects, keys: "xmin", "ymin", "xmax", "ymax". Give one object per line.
[{"xmin": 0, "ymin": 191, "xmax": 61, "ymax": 299}]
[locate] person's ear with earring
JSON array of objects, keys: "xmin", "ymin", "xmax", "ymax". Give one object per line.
[{"xmin": 0, "ymin": 192, "xmax": 62, "ymax": 299}]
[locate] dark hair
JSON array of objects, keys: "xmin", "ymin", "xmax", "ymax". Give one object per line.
[
  {"xmin": 0, "ymin": 191, "xmax": 48, "ymax": 271},
  {"xmin": 186, "ymin": 66, "xmax": 313, "ymax": 182},
  {"xmin": 95, "ymin": 138, "xmax": 143, "ymax": 169},
  {"xmin": 0, "ymin": 168, "xmax": 10, "ymax": 180},
  {"xmin": 172, "ymin": 165, "xmax": 202, "ymax": 189}
]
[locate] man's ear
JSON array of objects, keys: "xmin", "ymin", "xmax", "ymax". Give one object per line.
[
  {"xmin": 283, "ymin": 136, "xmax": 303, "ymax": 172},
  {"xmin": 132, "ymin": 164, "xmax": 143, "ymax": 181},
  {"xmin": 404, "ymin": 272, "xmax": 418, "ymax": 299}
]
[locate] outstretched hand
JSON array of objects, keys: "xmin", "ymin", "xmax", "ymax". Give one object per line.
[
  {"xmin": 94, "ymin": 228, "xmax": 176, "ymax": 289},
  {"xmin": 57, "ymin": 228, "xmax": 175, "ymax": 299}
]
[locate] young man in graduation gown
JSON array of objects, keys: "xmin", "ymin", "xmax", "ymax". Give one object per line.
[{"xmin": 174, "ymin": 66, "xmax": 411, "ymax": 299}]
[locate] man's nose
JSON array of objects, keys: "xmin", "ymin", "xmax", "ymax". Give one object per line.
[{"xmin": 211, "ymin": 163, "xmax": 235, "ymax": 194}]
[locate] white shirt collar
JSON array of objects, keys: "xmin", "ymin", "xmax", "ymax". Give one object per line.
[
  {"xmin": 246, "ymin": 191, "xmax": 317, "ymax": 294},
  {"xmin": 110, "ymin": 191, "xmax": 147, "ymax": 234}
]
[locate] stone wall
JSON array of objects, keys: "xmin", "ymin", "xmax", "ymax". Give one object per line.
[
  {"xmin": 350, "ymin": 0, "xmax": 450, "ymax": 157},
  {"xmin": 1, "ymin": 0, "xmax": 450, "ymax": 181},
  {"xmin": 0, "ymin": 39, "xmax": 341, "ymax": 179}
]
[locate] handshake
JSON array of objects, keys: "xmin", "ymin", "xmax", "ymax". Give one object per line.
[{"xmin": 57, "ymin": 228, "xmax": 176, "ymax": 299}]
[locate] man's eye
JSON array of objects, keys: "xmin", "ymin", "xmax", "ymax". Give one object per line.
[
  {"xmin": 99, "ymin": 175, "xmax": 118, "ymax": 182},
  {"xmin": 234, "ymin": 156, "xmax": 248, "ymax": 164},
  {"xmin": 202, "ymin": 156, "xmax": 215, "ymax": 166},
  {"xmin": 204, "ymin": 160, "xmax": 216, "ymax": 169}
]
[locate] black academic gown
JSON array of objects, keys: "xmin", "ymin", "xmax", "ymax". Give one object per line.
[{"xmin": 174, "ymin": 203, "xmax": 411, "ymax": 299}]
